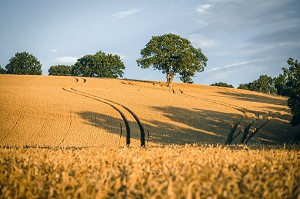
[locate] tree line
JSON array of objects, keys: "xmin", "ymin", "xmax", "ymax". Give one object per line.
[{"xmin": 0, "ymin": 33, "xmax": 298, "ymax": 126}]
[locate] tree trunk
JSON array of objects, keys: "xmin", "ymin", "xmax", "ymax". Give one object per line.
[{"xmin": 166, "ymin": 73, "xmax": 175, "ymax": 87}]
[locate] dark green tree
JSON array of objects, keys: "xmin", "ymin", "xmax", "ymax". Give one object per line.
[
  {"xmin": 48, "ymin": 65, "xmax": 72, "ymax": 76},
  {"xmin": 273, "ymin": 69, "xmax": 288, "ymax": 96},
  {"xmin": 284, "ymin": 58, "xmax": 300, "ymax": 126},
  {"xmin": 238, "ymin": 75, "xmax": 276, "ymax": 94},
  {"xmin": 5, "ymin": 52, "xmax": 42, "ymax": 75},
  {"xmin": 137, "ymin": 33, "xmax": 207, "ymax": 87},
  {"xmin": 211, "ymin": 82, "xmax": 234, "ymax": 88},
  {"xmin": 0, "ymin": 65, "xmax": 6, "ymax": 74},
  {"xmin": 71, "ymin": 51, "xmax": 125, "ymax": 78}
]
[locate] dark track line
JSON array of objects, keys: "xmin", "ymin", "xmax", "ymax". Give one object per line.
[
  {"xmin": 62, "ymin": 80, "xmax": 131, "ymax": 146},
  {"xmin": 57, "ymin": 111, "xmax": 72, "ymax": 147},
  {"xmin": 244, "ymin": 119, "xmax": 269, "ymax": 144},
  {"xmin": 73, "ymin": 78, "xmax": 146, "ymax": 147},
  {"xmin": 226, "ymin": 120, "xmax": 242, "ymax": 145},
  {"xmin": 0, "ymin": 112, "xmax": 23, "ymax": 143}
]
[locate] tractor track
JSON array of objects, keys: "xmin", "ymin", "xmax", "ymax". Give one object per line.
[
  {"xmin": 62, "ymin": 78, "xmax": 145, "ymax": 147},
  {"xmin": 173, "ymin": 88, "xmax": 270, "ymax": 145},
  {"xmin": 57, "ymin": 110, "xmax": 73, "ymax": 147},
  {"xmin": 0, "ymin": 111, "xmax": 23, "ymax": 144}
]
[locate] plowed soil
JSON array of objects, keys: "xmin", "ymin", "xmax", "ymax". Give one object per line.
[{"xmin": 0, "ymin": 75, "xmax": 298, "ymax": 147}]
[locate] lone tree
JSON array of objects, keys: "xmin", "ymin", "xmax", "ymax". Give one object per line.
[
  {"xmin": 284, "ymin": 58, "xmax": 300, "ymax": 126},
  {"xmin": 137, "ymin": 33, "xmax": 207, "ymax": 87},
  {"xmin": 48, "ymin": 65, "xmax": 72, "ymax": 76},
  {"xmin": 5, "ymin": 52, "xmax": 42, "ymax": 75},
  {"xmin": 71, "ymin": 51, "xmax": 125, "ymax": 78}
]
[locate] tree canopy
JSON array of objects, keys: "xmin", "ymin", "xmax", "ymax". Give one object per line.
[
  {"xmin": 211, "ymin": 82, "xmax": 234, "ymax": 88},
  {"xmin": 0, "ymin": 65, "xmax": 6, "ymax": 74},
  {"xmin": 48, "ymin": 65, "xmax": 72, "ymax": 76},
  {"xmin": 284, "ymin": 58, "xmax": 300, "ymax": 126},
  {"xmin": 238, "ymin": 75, "xmax": 276, "ymax": 94},
  {"xmin": 137, "ymin": 33, "xmax": 207, "ymax": 87},
  {"xmin": 71, "ymin": 51, "xmax": 125, "ymax": 78},
  {"xmin": 5, "ymin": 52, "xmax": 42, "ymax": 75}
]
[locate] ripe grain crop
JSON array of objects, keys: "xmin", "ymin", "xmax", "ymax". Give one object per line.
[{"xmin": 0, "ymin": 145, "xmax": 299, "ymax": 198}]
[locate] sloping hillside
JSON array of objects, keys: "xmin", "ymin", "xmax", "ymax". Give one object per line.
[{"xmin": 0, "ymin": 75, "xmax": 298, "ymax": 147}]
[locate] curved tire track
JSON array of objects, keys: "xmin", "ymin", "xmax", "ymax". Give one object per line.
[
  {"xmin": 62, "ymin": 78, "xmax": 138, "ymax": 146},
  {"xmin": 70, "ymin": 79, "xmax": 145, "ymax": 147}
]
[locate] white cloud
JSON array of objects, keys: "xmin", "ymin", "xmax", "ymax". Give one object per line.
[
  {"xmin": 108, "ymin": 52, "xmax": 132, "ymax": 60},
  {"xmin": 208, "ymin": 61, "xmax": 249, "ymax": 73},
  {"xmin": 108, "ymin": 8, "xmax": 141, "ymax": 21},
  {"xmin": 56, "ymin": 56, "xmax": 78, "ymax": 65},
  {"xmin": 196, "ymin": 4, "xmax": 213, "ymax": 14},
  {"xmin": 188, "ymin": 34, "xmax": 217, "ymax": 48}
]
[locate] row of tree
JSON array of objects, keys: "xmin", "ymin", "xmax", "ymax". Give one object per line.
[
  {"xmin": 0, "ymin": 51, "xmax": 126, "ymax": 78},
  {"xmin": 212, "ymin": 59, "xmax": 299, "ymax": 126}
]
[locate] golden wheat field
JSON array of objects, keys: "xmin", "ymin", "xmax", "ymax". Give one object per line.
[{"xmin": 0, "ymin": 74, "xmax": 299, "ymax": 198}]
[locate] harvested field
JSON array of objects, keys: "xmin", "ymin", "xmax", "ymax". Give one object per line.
[
  {"xmin": 0, "ymin": 75, "xmax": 299, "ymax": 198},
  {"xmin": 0, "ymin": 75, "xmax": 298, "ymax": 146}
]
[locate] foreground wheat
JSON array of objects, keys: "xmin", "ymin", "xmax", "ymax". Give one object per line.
[{"xmin": 0, "ymin": 145, "xmax": 299, "ymax": 199}]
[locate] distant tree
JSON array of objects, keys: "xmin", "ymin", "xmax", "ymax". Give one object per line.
[
  {"xmin": 5, "ymin": 52, "xmax": 42, "ymax": 75},
  {"xmin": 0, "ymin": 65, "xmax": 6, "ymax": 74},
  {"xmin": 48, "ymin": 65, "xmax": 72, "ymax": 76},
  {"xmin": 273, "ymin": 70, "xmax": 288, "ymax": 96},
  {"xmin": 211, "ymin": 82, "xmax": 234, "ymax": 88},
  {"xmin": 237, "ymin": 83, "xmax": 251, "ymax": 90},
  {"xmin": 284, "ymin": 58, "xmax": 300, "ymax": 126},
  {"xmin": 238, "ymin": 75, "xmax": 276, "ymax": 94},
  {"xmin": 71, "ymin": 51, "xmax": 125, "ymax": 78},
  {"xmin": 137, "ymin": 33, "xmax": 207, "ymax": 87}
]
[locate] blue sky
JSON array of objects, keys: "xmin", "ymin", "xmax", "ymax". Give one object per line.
[{"xmin": 0, "ymin": 0, "xmax": 299, "ymax": 87}]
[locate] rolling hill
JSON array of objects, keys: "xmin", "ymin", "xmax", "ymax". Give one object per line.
[{"xmin": 0, "ymin": 74, "xmax": 298, "ymax": 147}]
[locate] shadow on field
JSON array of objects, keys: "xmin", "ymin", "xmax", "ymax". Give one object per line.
[
  {"xmin": 217, "ymin": 89, "xmax": 286, "ymax": 106},
  {"xmin": 77, "ymin": 108, "xmax": 242, "ymax": 145},
  {"xmin": 77, "ymin": 111, "xmax": 125, "ymax": 136},
  {"xmin": 78, "ymin": 105, "xmax": 299, "ymax": 146},
  {"xmin": 144, "ymin": 107, "xmax": 242, "ymax": 144}
]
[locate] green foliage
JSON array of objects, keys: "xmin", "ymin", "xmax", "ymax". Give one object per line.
[
  {"xmin": 211, "ymin": 82, "xmax": 234, "ymax": 88},
  {"xmin": 284, "ymin": 58, "xmax": 300, "ymax": 126},
  {"xmin": 48, "ymin": 65, "xmax": 72, "ymax": 76},
  {"xmin": 5, "ymin": 52, "xmax": 42, "ymax": 75},
  {"xmin": 71, "ymin": 51, "xmax": 125, "ymax": 78},
  {"xmin": 0, "ymin": 65, "xmax": 6, "ymax": 74},
  {"xmin": 238, "ymin": 75, "xmax": 276, "ymax": 94},
  {"xmin": 137, "ymin": 33, "xmax": 207, "ymax": 87},
  {"xmin": 273, "ymin": 71, "xmax": 288, "ymax": 96}
]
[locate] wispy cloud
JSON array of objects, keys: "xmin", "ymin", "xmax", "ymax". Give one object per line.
[
  {"xmin": 188, "ymin": 34, "xmax": 217, "ymax": 48},
  {"xmin": 208, "ymin": 61, "xmax": 250, "ymax": 73},
  {"xmin": 56, "ymin": 56, "xmax": 78, "ymax": 65},
  {"xmin": 196, "ymin": 4, "xmax": 213, "ymax": 14},
  {"xmin": 108, "ymin": 8, "xmax": 141, "ymax": 21},
  {"xmin": 49, "ymin": 49, "xmax": 58, "ymax": 52}
]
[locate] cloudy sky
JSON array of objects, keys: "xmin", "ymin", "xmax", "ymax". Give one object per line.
[{"xmin": 0, "ymin": 0, "xmax": 299, "ymax": 87}]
